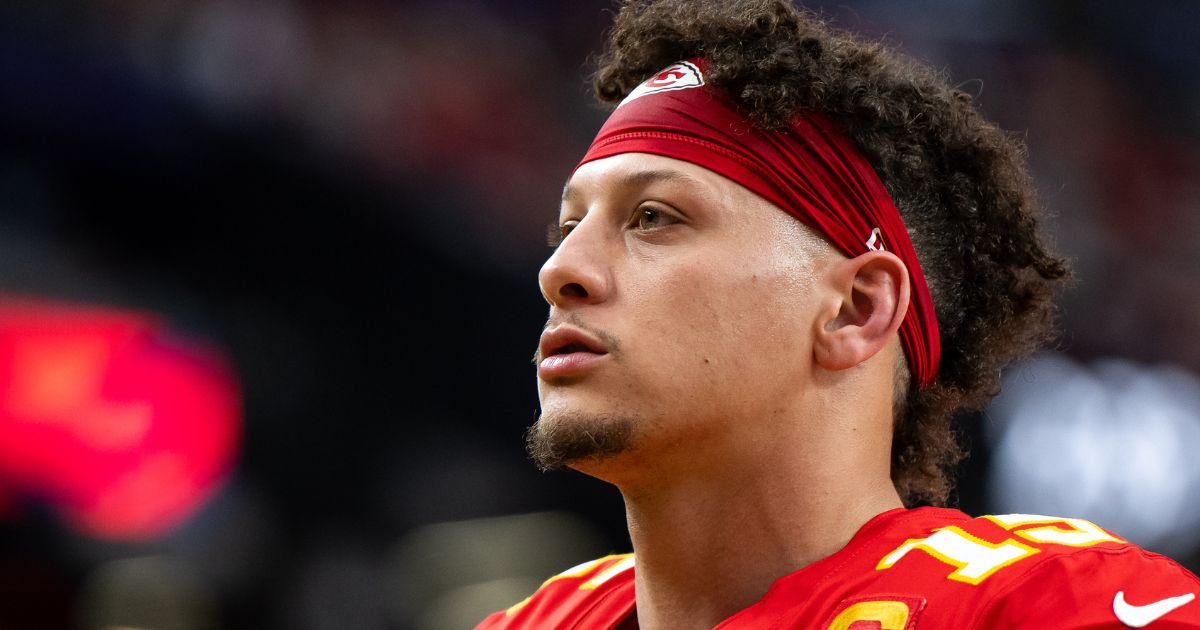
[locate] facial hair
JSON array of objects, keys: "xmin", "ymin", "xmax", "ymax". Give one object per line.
[
  {"xmin": 524, "ymin": 410, "xmax": 636, "ymax": 471},
  {"xmin": 530, "ymin": 315, "xmax": 634, "ymax": 469}
]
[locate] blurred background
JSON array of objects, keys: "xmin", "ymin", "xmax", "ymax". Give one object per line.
[{"xmin": 0, "ymin": 1, "xmax": 1197, "ymax": 628}]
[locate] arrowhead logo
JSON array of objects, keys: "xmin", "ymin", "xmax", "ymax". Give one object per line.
[
  {"xmin": 617, "ymin": 61, "xmax": 705, "ymax": 109},
  {"xmin": 1113, "ymin": 591, "xmax": 1196, "ymax": 627}
]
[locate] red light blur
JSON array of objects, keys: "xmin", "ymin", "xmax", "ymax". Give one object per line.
[{"xmin": 0, "ymin": 297, "xmax": 241, "ymax": 541}]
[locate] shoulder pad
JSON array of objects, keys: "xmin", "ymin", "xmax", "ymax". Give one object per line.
[
  {"xmin": 476, "ymin": 554, "xmax": 634, "ymax": 629},
  {"xmin": 876, "ymin": 513, "xmax": 1127, "ymax": 586}
]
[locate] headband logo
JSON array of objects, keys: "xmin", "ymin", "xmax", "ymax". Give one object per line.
[
  {"xmin": 866, "ymin": 227, "xmax": 886, "ymax": 252},
  {"xmin": 617, "ymin": 61, "xmax": 705, "ymax": 109}
]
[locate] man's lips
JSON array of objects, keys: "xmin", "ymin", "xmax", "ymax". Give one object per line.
[
  {"xmin": 537, "ymin": 326, "xmax": 610, "ymax": 378},
  {"xmin": 538, "ymin": 326, "xmax": 609, "ymax": 358}
]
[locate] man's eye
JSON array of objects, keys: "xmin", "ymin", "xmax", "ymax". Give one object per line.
[
  {"xmin": 635, "ymin": 207, "xmax": 675, "ymax": 230},
  {"xmin": 547, "ymin": 220, "xmax": 579, "ymax": 247}
]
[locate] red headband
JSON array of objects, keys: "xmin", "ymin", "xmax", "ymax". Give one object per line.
[{"xmin": 576, "ymin": 59, "xmax": 941, "ymax": 388}]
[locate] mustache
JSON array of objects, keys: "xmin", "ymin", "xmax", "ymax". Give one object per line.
[{"xmin": 531, "ymin": 316, "xmax": 621, "ymax": 364}]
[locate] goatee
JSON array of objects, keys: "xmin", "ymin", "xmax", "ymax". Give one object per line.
[{"xmin": 524, "ymin": 412, "xmax": 635, "ymax": 470}]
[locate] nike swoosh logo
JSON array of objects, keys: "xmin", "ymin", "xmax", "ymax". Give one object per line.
[{"xmin": 1114, "ymin": 591, "xmax": 1196, "ymax": 627}]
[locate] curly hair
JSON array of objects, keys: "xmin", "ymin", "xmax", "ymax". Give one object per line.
[{"xmin": 592, "ymin": 0, "xmax": 1069, "ymax": 506}]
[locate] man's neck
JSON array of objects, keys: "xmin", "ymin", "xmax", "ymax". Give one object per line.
[{"xmin": 619, "ymin": 433, "xmax": 903, "ymax": 629}]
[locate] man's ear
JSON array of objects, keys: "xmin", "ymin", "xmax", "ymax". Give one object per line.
[{"xmin": 812, "ymin": 251, "xmax": 910, "ymax": 373}]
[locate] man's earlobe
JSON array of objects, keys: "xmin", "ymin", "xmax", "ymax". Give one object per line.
[{"xmin": 813, "ymin": 251, "xmax": 910, "ymax": 373}]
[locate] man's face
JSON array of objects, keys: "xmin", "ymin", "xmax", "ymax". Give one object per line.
[{"xmin": 529, "ymin": 153, "xmax": 837, "ymax": 481}]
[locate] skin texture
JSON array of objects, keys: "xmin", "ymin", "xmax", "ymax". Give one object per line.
[{"xmin": 531, "ymin": 152, "xmax": 913, "ymax": 628}]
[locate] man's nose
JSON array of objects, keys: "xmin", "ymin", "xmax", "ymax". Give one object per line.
[{"xmin": 538, "ymin": 222, "xmax": 613, "ymax": 307}]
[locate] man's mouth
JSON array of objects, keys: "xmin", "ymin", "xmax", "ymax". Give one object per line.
[
  {"xmin": 551, "ymin": 341, "xmax": 595, "ymax": 356},
  {"xmin": 539, "ymin": 326, "xmax": 609, "ymax": 359},
  {"xmin": 537, "ymin": 326, "xmax": 611, "ymax": 378}
]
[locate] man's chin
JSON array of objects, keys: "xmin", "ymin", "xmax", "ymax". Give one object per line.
[{"xmin": 524, "ymin": 411, "xmax": 636, "ymax": 472}]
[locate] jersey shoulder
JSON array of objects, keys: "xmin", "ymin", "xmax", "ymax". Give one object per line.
[
  {"xmin": 877, "ymin": 511, "xmax": 1132, "ymax": 587},
  {"xmin": 975, "ymin": 531, "xmax": 1200, "ymax": 629},
  {"xmin": 474, "ymin": 554, "xmax": 635, "ymax": 630},
  {"xmin": 871, "ymin": 511, "xmax": 1200, "ymax": 628}
]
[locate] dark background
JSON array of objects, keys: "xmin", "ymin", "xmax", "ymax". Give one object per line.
[{"xmin": 1, "ymin": 1, "xmax": 1198, "ymax": 628}]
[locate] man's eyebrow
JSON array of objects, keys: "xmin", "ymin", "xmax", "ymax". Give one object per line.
[{"xmin": 560, "ymin": 168, "xmax": 706, "ymax": 205}]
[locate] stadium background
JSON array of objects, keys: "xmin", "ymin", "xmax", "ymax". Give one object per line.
[{"xmin": 1, "ymin": 1, "xmax": 1198, "ymax": 628}]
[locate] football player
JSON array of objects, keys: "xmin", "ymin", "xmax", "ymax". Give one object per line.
[{"xmin": 478, "ymin": 0, "xmax": 1200, "ymax": 627}]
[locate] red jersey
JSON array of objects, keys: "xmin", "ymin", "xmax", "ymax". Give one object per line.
[{"xmin": 476, "ymin": 507, "xmax": 1200, "ymax": 629}]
